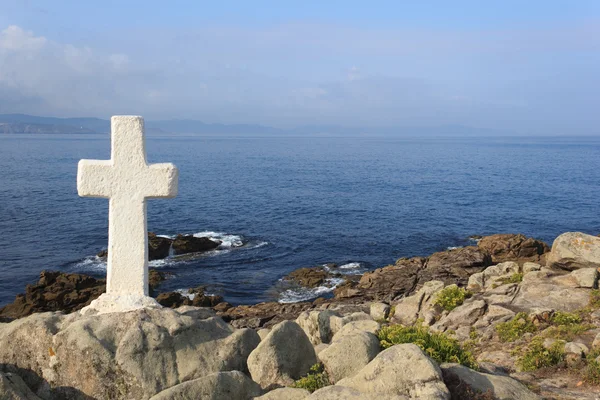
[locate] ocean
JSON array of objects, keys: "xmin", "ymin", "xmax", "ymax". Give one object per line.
[{"xmin": 1, "ymin": 134, "xmax": 599, "ymax": 307}]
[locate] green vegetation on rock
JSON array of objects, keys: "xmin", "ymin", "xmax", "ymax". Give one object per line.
[
  {"xmin": 551, "ymin": 311, "xmax": 581, "ymax": 325},
  {"xmin": 589, "ymin": 290, "xmax": 600, "ymax": 309},
  {"xmin": 542, "ymin": 311, "xmax": 593, "ymax": 341},
  {"xmin": 496, "ymin": 312, "xmax": 536, "ymax": 342},
  {"xmin": 378, "ymin": 324, "xmax": 477, "ymax": 369},
  {"xmin": 434, "ymin": 285, "xmax": 472, "ymax": 311},
  {"xmin": 292, "ymin": 363, "xmax": 330, "ymax": 393},
  {"xmin": 585, "ymin": 350, "xmax": 600, "ymax": 384},
  {"xmin": 518, "ymin": 338, "xmax": 565, "ymax": 371},
  {"xmin": 499, "ymin": 272, "xmax": 524, "ymax": 285}
]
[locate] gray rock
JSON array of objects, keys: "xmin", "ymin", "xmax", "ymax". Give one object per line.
[
  {"xmin": 512, "ymin": 273, "xmax": 591, "ymax": 312},
  {"xmin": 320, "ymin": 332, "xmax": 380, "ymax": 383},
  {"xmin": 522, "ymin": 262, "xmax": 542, "ymax": 274},
  {"xmin": 592, "ymin": 332, "xmax": 600, "ymax": 349},
  {"xmin": 547, "ymin": 232, "xmax": 600, "ymax": 270},
  {"xmin": 248, "ymin": 320, "xmax": 318, "ymax": 389},
  {"xmin": 149, "ymin": 371, "xmax": 262, "ymax": 400},
  {"xmin": 441, "ymin": 363, "xmax": 541, "ymax": 400},
  {"xmin": 369, "ymin": 302, "xmax": 390, "ymax": 321},
  {"xmin": 391, "ymin": 281, "xmax": 444, "ymax": 326},
  {"xmin": 258, "ymin": 328, "xmax": 271, "ymax": 341},
  {"xmin": 254, "ymin": 387, "xmax": 310, "ymax": 400},
  {"xmin": 336, "ymin": 344, "xmax": 450, "ymax": 399},
  {"xmin": 331, "ymin": 320, "xmax": 380, "ymax": 341},
  {"xmin": 0, "ymin": 308, "xmax": 260, "ymax": 400},
  {"xmin": 431, "ymin": 300, "xmax": 487, "ymax": 333},
  {"xmin": 296, "ymin": 310, "xmax": 340, "ymax": 345},
  {"xmin": 307, "ymin": 385, "xmax": 409, "ymax": 399},
  {"xmin": 0, "ymin": 373, "xmax": 41, "ymax": 400},
  {"xmin": 564, "ymin": 342, "xmax": 589, "ymax": 356},
  {"xmin": 314, "ymin": 343, "xmax": 330, "ymax": 355},
  {"xmin": 570, "ymin": 268, "xmax": 598, "ymax": 288}
]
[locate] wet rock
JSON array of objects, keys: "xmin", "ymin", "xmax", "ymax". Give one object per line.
[
  {"xmin": 155, "ymin": 287, "xmax": 224, "ymax": 309},
  {"xmin": 478, "ymin": 234, "xmax": 549, "ymax": 263},
  {"xmin": 171, "ymin": 234, "xmax": 221, "ymax": 255},
  {"xmin": 0, "ymin": 271, "xmax": 105, "ymax": 320},
  {"xmin": 98, "ymin": 232, "xmax": 173, "ymax": 261},
  {"xmin": 284, "ymin": 266, "xmax": 330, "ymax": 288}
]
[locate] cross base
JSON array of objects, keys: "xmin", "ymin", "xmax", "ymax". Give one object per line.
[{"xmin": 81, "ymin": 293, "xmax": 162, "ymax": 315}]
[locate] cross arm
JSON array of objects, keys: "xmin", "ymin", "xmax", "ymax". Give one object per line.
[
  {"xmin": 144, "ymin": 163, "xmax": 179, "ymax": 199},
  {"xmin": 77, "ymin": 159, "xmax": 114, "ymax": 198}
]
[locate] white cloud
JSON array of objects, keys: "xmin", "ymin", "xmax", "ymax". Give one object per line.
[{"xmin": 0, "ymin": 25, "xmax": 46, "ymax": 51}]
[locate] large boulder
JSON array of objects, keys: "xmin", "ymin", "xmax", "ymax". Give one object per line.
[
  {"xmin": 0, "ymin": 372, "xmax": 41, "ymax": 400},
  {"xmin": 0, "ymin": 271, "xmax": 105, "ymax": 320},
  {"xmin": 172, "ymin": 234, "xmax": 221, "ymax": 255},
  {"xmin": 319, "ymin": 331, "xmax": 380, "ymax": 383},
  {"xmin": 391, "ymin": 280, "xmax": 444, "ymax": 326},
  {"xmin": 149, "ymin": 371, "xmax": 262, "ymax": 400},
  {"xmin": 0, "ymin": 307, "xmax": 260, "ymax": 400},
  {"xmin": 148, "ymin": 232, "xmax": 173, "ymax": 260},
  {"xmin": 307, "ymin": 385, "xmax": 407, "ymax": 399},
  {"xmin": 155, "ymin": 288, "xmax": 224, "ymax": 308},
  {"xmin": 336, "ymin": 344, "xmax": 450, "ymax": 399},
  {"xmin": 255, "ymin": 387, "xmax": 310, "ymax": 400},
  {"xmin": 547, "ymin": 232, "xmax": 600, "ymax": 270},
  {"xmin": 478, "ymin": 234, "xmax": 549, "ymax": 263},
  {"xmin": 296, "ymin": 310, "xmax": 341, "ymax": 345},
  {"xmin": 247, "ymin": 320, "xmax": 318, "ymax": 389},
  {"xmin": 441, "ymin": 363, "xmax": 541, "ymax": 400},
  {"xmin": 430, "ymin": 300, "xmax": 488, "ymax": 337},
  {"xmin": 420, "ymin": 247, "xmax": 491, "ymax": 287}
]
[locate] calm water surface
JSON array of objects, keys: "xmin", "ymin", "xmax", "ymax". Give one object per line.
[{"xmin": 1, "ymin": 134, "xmax": 599, "ymax": 306}]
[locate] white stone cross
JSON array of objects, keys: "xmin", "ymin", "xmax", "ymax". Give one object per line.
[{"xmin": 77, "ymin": 116, "xmax": 178, "ymax": 313}]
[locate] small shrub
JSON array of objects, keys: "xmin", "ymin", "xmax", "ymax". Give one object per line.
[
  {"xmin": 434, "ymin": 286, "xmax": 472, "ymax": 311},
  {"xmin": 518, "ymin": 338, "xmax": 565, "ymax": 371},
  {"xmin": 499, "ymin": 273, "xmax": 524, "ymax": 285},
  {"xmin": 496, "ymin": 312, "xmax": 537, "ymax": 342},
  {"xmin": 389, "ymin": 305, "xmax": 396, "ymax": 319},
  {"xmin": 590, "ymin": 290, "xmax": 600, "ymax": 309},
  {"xmin": 552, "ymin": 311, "xmax": 582, "ymax": 326},
  {"xmin": 378, "ymin": 324, "xmax": 477, "ymax": 369},
  {"xmin": 585, "ymin": 350, "xmax": 600, "ymax": 384},
  {"xmin": 292, "ymin": 363, "xmax": 330, "ymax": 392}
]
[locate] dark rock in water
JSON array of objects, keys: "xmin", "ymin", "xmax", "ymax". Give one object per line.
[
  {"xmin": 419, "ymin": 246, "xmax": 491, "ymax": 287},
  {"xmin": 0, "ymin": 270, "xmax": 106, "ymax": 320},
  {"xmin": 469, "ymin": 235, "xmax": 483, "ymax": 240},
  {"xmin": 478, "ymin": 233, "xmax": 549, "ymax": 263},
  {"xmin": 97, "ymin": 232, "xmax": 174, "ymax": 261},
  {"xmin": 219, "ymin": 301, "xmax": 313, "ymax": 329},
  {"xmin": 284, "ymin": 266, "xmax": 330, "ymax": 288},
  {"xmin": 172, "ymin": 234, "xmax": 221, "ymax": 255},
  {"xmin": 156, "ymin": 287, "xmax": 224, "ymax": 309},
  {"xmin": 148, "ymin": 232, "xmax": 172, "ymax": 260}
]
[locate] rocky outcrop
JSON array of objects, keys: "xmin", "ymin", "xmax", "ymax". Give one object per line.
[
  {"xmin": 0, "ymin": 271, "xmax": 105, "ymax": 320},
  {"xmin": 441, "ymin": 363, "xmax": 541, "ymax": 400},
  {"xmin": 547, "ymin": 232, "xmax": 600, "ymax": 270},
  {"xmin": 477, "ymin": 234, "xmax": 549, "ymax": 263},
  {"xmin": 336, "ymin": 344, "xmax": 450, "ymax": 399},
  {"xmin": 0, "ymin": 307, "xmax": 260, "ymax": 400},
  {"xmin": 419, "ymin": 246, "xmax": 491, "ymax": 287},
  {"xmin": 148, "ymin": 232, "xmax": 173, "ymax": 260},
  {"xmin": 172, "ymin": 234, "xmax": 221, "ymax": 255},
  {"xmin": 149, "ymin": 371, "xmax": 262, "ymax": 400},
  {"xmin": 247, "ymin": 321, "xmax": 317, "ymax": 389},
  {"xmin": 220, "ymin": 301, "xmax": 313, "ymax": 329},
  {"xmin": 284, "ymin": 266, "xmax": 330, "ymax": 288}
]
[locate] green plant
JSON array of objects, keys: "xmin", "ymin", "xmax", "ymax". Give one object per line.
[
  {"xmin": 585, "ymin": 350, "xmax": 600, "ymax": 384},
  {"xmin": 496, "ymin": 312, "xmax": 537, "ymax": 342},
  {"xmin": 518, "ymin": 338, "xmax": 565, "ymax": 371},
  {"xmin": 590, "ymin": 290, "xmax": 600, "ymax": 309},
  {"xmin": 434, "ymin": 286, "xmax": 472, "ymax": 311},
  {"xmin": 499, "ymin": 273, "xmax": 524, "ymax": 285},
  {"xmin": 292, "ymin": 363, "xmax": 330, "ymax": 392},
  {"xmin": 378, "ymin": 324, "xmax": 477, "ymax": 369},
  {"xmin": 389, "ymin": 305, "xmax": 396, "ymax": 319},
  {"xmin": 552, "ymin": 311, "xmax": 582, "ymax": 325}
]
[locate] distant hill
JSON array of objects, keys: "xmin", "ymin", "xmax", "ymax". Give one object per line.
[{"xmin": 0, "ymin": 114, "xmax": 513, "ymax": 137}]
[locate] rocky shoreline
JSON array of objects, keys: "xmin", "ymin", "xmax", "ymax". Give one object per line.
[{"xmin": 2, "ymin": 231, "xmax": 600, "ymax": 399}]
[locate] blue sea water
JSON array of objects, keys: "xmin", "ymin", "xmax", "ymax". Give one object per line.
[{"xmin": 1, "ymin": 134, "xmax": 599, "ymax": 307}]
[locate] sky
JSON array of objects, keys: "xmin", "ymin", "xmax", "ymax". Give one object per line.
[{"xmin": 0, "ymin": 1, "xmax": 598, "ymax": 135}]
